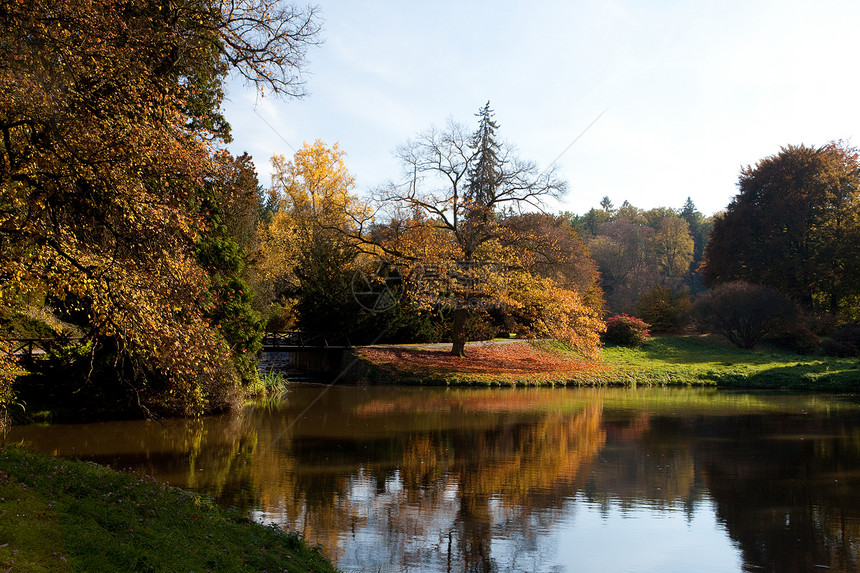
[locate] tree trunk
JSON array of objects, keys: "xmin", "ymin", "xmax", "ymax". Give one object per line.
[{"xmin": 451, "ymin": 307, "xmax": 467, "ymax": 357}]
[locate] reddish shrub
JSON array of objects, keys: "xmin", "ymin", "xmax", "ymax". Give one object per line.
[{"xmin": 602, "ymin": 314, "xmax": 651, "ymax": 347}]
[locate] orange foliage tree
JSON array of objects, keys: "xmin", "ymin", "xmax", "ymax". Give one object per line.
[
  {"xmin": 369, "ymin": 104, "xmax": 603, "ymax": 356},
  {"xmin": 0, "ymin": 0, "xmax": 321, "ymax": 415}
]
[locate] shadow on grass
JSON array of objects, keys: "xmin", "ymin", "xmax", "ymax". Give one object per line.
[
  {"xmin": 722, "ymin": 362, "xmax": 860, "ymax": 390},
  {"xmin": 614, "ymin": 336, "xmax": 860, "ymax": 390},
  {"xmin": 637, "ymin": 335, "xmax": 810, "ymax": 366}
]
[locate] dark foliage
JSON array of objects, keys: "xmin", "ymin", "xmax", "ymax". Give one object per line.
[
  {"xmin": 691, "ymin": 282, "xmax": 797, "ymax": 349},
  {"xmin": 766, "ymin": 325, "xmax": 821, "ymax": 355},
  {"xmin": 634, "ymin": 286, "xmax": 691, "ymax": 333},
  {"xmin": 822, "ymin": 325, "xmax": 860, "ymax": 357},
  {"xmin": 701, "ymin": 142, "xmax": 860, "ymax": 315}
]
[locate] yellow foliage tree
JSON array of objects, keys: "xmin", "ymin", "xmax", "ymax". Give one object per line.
[
  {"xmin": 258, "ymin": 141, "xmax": 368, "ymax": 329},
  {"xmin": 649, "ymin": 216, "xmax": 694, "ymax": 278}
]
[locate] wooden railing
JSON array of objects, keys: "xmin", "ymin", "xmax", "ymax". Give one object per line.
[
  {"xmin": 261, "ymin": 331, "xmax": 352, "ymax": 350},
  {"xmin": 1, "ymin": 337, "xmax": 84, "ymax": 359}
]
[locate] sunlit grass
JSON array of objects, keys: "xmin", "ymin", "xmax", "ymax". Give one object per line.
[
  {"xmin": 599, "ymin": 335, "xmax": 860, "ymax": 389},
  {"xmin": 354, "ymin": 335, "xmax": 860, "ymax": 390},
  {"xmin": 0, "ymin": 446, "xmax": 338, "ymax": 572}
]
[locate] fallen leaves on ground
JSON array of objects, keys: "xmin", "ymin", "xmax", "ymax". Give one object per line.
[{"xmin": 354, "ymin": 341, "xmax": 606, "ymax": 383}]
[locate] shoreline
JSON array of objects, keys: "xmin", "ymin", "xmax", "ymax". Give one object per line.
[
  {"xmin": 346, "ymin": 336, "xmax": 860, "ymax": 390},
  {"xmin": 0, "ymin": 446, "xmax": 339, "ymax": 572}
]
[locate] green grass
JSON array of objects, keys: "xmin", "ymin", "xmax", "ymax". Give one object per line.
[
  {"xmin": 0, "ymin": 446, "xmax": 339, "ymax": 572},
  {"xmin": 599, "ymin": 335, "xmax": 860, "ymax": 389},
  {"xmin": 352, "ymin": 336, "xmax": 860, "ymax": 390},
  {"xmin": 247, "ymin": 370, "xmax": 290, "ymax": 397}
]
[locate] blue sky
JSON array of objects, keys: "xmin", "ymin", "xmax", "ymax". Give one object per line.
[{"xmin": 223, "ymin": 0, "xmax": 860, "ymax": 216}]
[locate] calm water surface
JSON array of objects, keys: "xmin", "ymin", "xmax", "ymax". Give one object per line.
[{"xmin": 7, "ymin": 386, "xmax": 860, "ymax": 573}]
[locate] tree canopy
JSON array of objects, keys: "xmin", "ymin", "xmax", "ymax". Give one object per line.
[
  {"xmin": 371, "ymin": 104, "xmax": 601, "ymax": 356},
  {"xmin": 258, "ymin": 140, "xmax": 372, "ymax": 332},
  {"xmin": 0, "ymin": 0, "xmax": 321, "ymax": 416},
  {"xmin": 701, "ymin": 142, "xmax": 860, "ymax": 316},
  {"xmin": 570, "ymin": 199, "xmax": 704, "ymax": 315}
]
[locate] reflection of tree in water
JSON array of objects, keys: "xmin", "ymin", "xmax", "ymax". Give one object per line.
[
  {"xmin": 582, "ymin": 414, "xmax": 703, "ymax": 513},
  {"xmin": 240, "ymin": 397, "xmax": 605, "ymax": 570},
  {"xmin": 14, "ymin": 387, "xmax": 860, "ymax": 572},
  {"xmin": 5, "ymin": 412, "xmax": 261, "ymax": 511},
  {"xmin": 450, "ymin": 405, "xmax": 604, "ymax": 572},
  {"xmin": 585, "ymin": 410, "xmax": 860, "ymax": 572},
  {"xmin": 696, "ymin": 414, "xmax": 860, "ymax": 573}
]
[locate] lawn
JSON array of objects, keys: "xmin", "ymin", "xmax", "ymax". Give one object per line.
[
  {"xmin": 351, "ymin": 335, "xmax": 860, "ymax": 389},
  {"xmin": 602, "ymin": 335, "xmax": 860, "ymax": 389}
]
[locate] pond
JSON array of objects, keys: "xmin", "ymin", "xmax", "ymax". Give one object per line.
[{"xmin": 6, "ymin": 386, "xmax": 860, "ymax": 572}]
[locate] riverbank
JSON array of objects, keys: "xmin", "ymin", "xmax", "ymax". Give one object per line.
[
  {"xmin": 0, "ymin": 446, "xmax": 339, "ymax": 572},
  {"xmin": 350, "ymin": 335, "xmax": 860, "ymax": 389}
]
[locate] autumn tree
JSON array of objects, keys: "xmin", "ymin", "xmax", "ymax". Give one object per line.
[
  {"xmin": 702, "ymin": 142, "xmax": 860, "ymax": 315},
  {"xmin": 649, "ymin": 216, "xmax": 694, "ymax": 278},
  {"xmin": 373, "ymin": 104, "xmax": 602, "ymax": 356},
  {"xmin": 0, "ymin": 0, "xmax": 321, "ymax": 416},
  {"xmin": 258, "ymin": 141, "xmax": 376, "ymax": 333},
  {"xmin": 573, "ymin": 196, "xmax": 707, "ymax": 314},
  {"xmin": 501, "ymin": 213, "xmax": 602, "ymax": 308},
  {"xmin": 588, "ymin": 219, "xmax": 657, "ymax": 311},
  {"xmin": 634, "ymin": 285, "xmax": 691, "ymax": 333}
]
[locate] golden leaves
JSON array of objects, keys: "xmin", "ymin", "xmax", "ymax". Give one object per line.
[
  {"xmin": 259, "ymin": 140, "xmax": 366, "ymax": 291},
  {"xmin": 0, "ymin": 0, "xmax": 247, "ymax": 415}
]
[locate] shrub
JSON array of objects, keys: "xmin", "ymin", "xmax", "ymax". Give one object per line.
[
  {"xmin": 602, "ymin": 314, "xmax": 651, "ymax": 346},
  {"xmin": 767, "ymin": 325, "xmax": 821, "ymax": 355},
  {"xmin": 634, "ymin": 286, "xmax": 691, "ymax": 333},
  {"xmin": 806, "ymin": 312, "xmax": 841, "ymax": 337},
  {"xmin": 691, "ymin": 281, "xmax": 797, "ymax": 349},
  {"xmin": 822, "ymin": 325, "xmax": 860, "ymax": 357}
]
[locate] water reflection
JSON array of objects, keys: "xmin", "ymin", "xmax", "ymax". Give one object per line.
[{"xmin": 6, "ymin": 387, "xmax": 860, "ymax": 572}]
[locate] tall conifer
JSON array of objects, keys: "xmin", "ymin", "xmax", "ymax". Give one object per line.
[{"xmin": 466, "ymin": 102, "xmax": 503, "ymax": 213}]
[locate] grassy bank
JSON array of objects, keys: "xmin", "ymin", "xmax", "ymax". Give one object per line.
[
  {"xmin": 351, "ymin": 336, "xmax": 860, "ymax": 389},
  {"xmin": 0, "ymin": 446, "xmax": 338, "ymax": 572},
  {"xmin": 601, "ymin": 335, "xmax": 860, "ymax": 389}
]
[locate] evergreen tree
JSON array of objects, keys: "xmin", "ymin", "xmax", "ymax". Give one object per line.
[
  {"xmin": 599, "ymin": 196, "xmax": 615, "ymax": 213},
  {"xmin": 680, "ymin": 197, "xmax": 707, "ymax": 260},
  {"xmin": 377, "ymin": 105, "xmax": 573, "ymax": 357},
  {"xmin": 465, "ymin": 102, "xmax": 503, "ymax": 215}
]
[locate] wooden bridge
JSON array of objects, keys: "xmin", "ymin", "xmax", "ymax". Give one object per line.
[
  {"xmin": 2, "ymin": 337, "xmax": 84, "ymax": 359},
  {"xmin": 259, "ymin": 331, "xmax": 353, "ymax": 377},
  {"xmin": 260, "ymin": 331, "xmax": 352, "ymax": 351}
]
